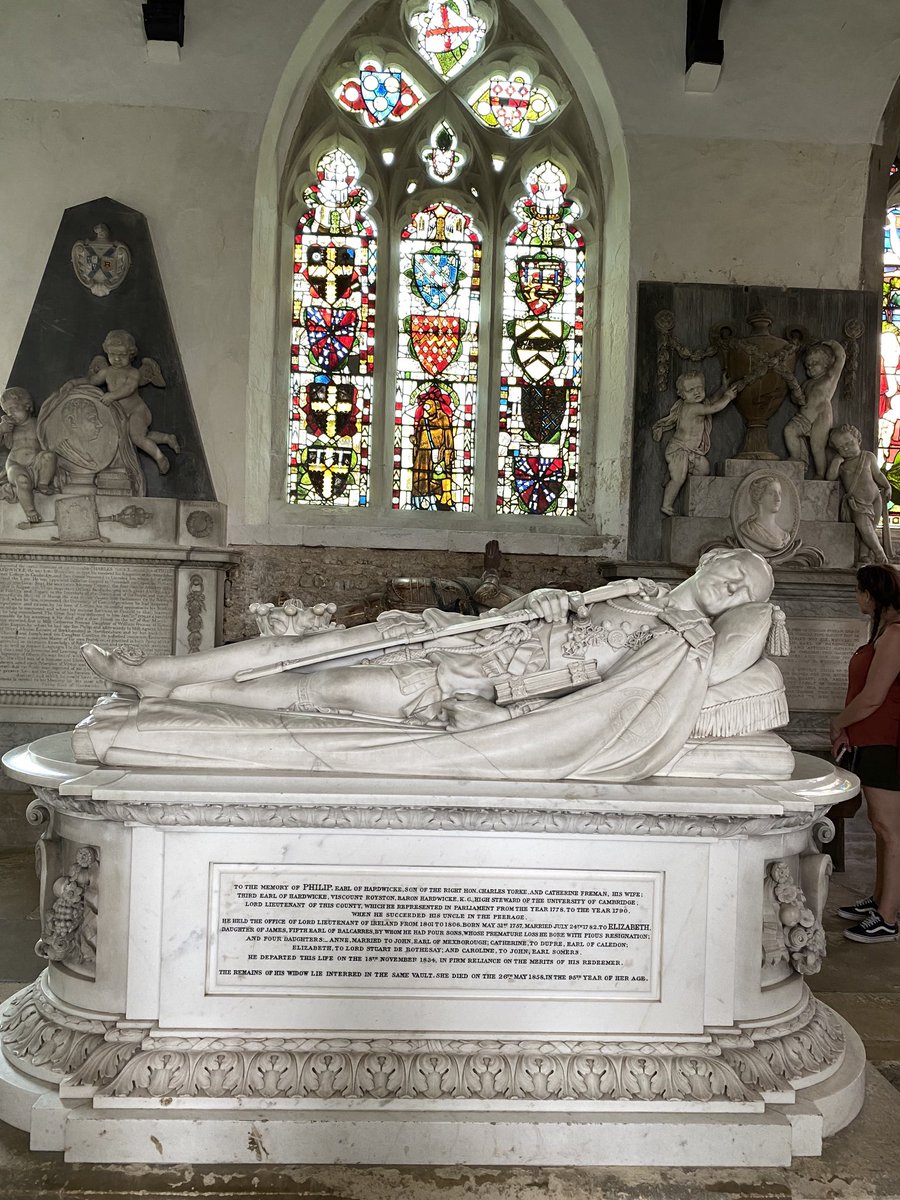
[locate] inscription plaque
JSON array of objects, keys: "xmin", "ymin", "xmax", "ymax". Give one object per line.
[
  {"xmin": 779, "ymin": 616, "xmax": 867, "ymax": 711},
  {"xmin": 210, "ymin": 866, "xmax": 661, "ymax": 998},
  {"xmin": 0, "ymin": 559, "xmax": 175, "ymax": 703}
]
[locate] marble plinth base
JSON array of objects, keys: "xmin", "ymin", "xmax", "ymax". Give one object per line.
[
  {"xmin": 0, "ymin": 1014, "xmax": 865, "ymax": 1166},
  {"xmin": 0, "ymin": 734, "xmax": 864, "ymax": 1165}
]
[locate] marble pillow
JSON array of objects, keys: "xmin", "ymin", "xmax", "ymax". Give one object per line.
[{"xmin": 709, "ymin": 601, "xmax": 772, "ymax": 685}]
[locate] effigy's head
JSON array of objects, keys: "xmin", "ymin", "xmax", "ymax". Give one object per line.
[{"xmin": 693, "ymin": 547, "xmax": 774, "ymax": 615}]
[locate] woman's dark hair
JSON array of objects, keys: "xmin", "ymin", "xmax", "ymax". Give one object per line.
[{"xmin": 857, "ymin": 564, "xmax": 900, "ymax": 641}]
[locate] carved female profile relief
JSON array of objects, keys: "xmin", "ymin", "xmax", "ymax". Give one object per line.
[{"xmin": 731, "ymin": 471, "xmax": 800, "ymax": 559}]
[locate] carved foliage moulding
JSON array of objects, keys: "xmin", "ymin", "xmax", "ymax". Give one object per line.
[{"xmin": 59, "ymin": 993, "xmax": 843, "ymax": 1105}]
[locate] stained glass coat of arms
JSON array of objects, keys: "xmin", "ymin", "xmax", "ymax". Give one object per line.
[
  {"xmin": 334, "ymin": 56, "xmax": 425, "ymax": 126},
  {"xmin": 467, "ymin": 68, "xmax": 558, "ymax": 138},
  {"xmin": 497, "ymin": 161, "xmax": 584, "ymax": 516},
  {"xmin": 407, "ymin": 0, "xmax": 489, "ymax": 79},
  {"xmin": 394, "ymin": 203, "xmax": 482, "ymax": 510},
  {"xmin": 289, "ymin": 149, "xmax": 376, "ymax": 506},
  {"xmin": 879, "ymin": 201, "xmax": 900, "ymax": 508}
]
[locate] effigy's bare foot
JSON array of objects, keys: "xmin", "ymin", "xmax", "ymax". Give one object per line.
[
  {"xmin": 80, "ymin": 644, "xmax": 169, "ymax": 697},
  {"xmin": 24, "ymin": 509, "xmax": 41, "ymax": 524}
]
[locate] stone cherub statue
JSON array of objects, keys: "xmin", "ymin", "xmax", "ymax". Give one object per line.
[
  {"xmin": 88, "ymin": 330, "xmax": 180, "ymax": 476},
  {"xmin": 652, "ymin": 371, "xmax": 738, "ymax": 515},
  {"xmin": 76, "ymin": 549, "xmax": 790, "ymax": 782},
  {"xmin": 784, "ymin": 340, "xmax": 847, "ymax": 479},
  {"xmin": 827, "ymin": 423, "xmax": 892, "ymax": 563},
  {"xmin": 0, "ymin": 387, "xmax": 57, "ymax": 523}
]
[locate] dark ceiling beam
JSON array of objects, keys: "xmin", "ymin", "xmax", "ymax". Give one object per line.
[
  {"xmin": 142, "ymin": 0, "xmax": 185, "ymax": 47},
  {"xmin": 685, "ymin": 0, "xmax": 724, "ymax": 93}
]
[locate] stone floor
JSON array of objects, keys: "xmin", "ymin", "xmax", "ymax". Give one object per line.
[{"xmin": 2, "ymin": 808, "xmax": 900, "ymax": 1198}]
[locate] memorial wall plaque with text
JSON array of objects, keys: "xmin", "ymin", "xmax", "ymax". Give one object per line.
[
  {"xmin": 209, "ymin": 865, "xmax": 662, "ymax": 998},
  {"xmin": 0, "ymin": 558, "xmax": 175, "ymax": 705},
  {"xmin": 779, "ymin": 616, "xmax": 867, "ymax": 711}
]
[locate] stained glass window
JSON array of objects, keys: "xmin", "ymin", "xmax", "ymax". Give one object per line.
[
  {"xmin": 879, "ymin": 202, "xmax": 900, "ymax": 497},
  {"xmin": 288, "ymin": 149, "xmax": 376, "ymax": 506},
  {"xmin": 422, "ymin": 120, "xmax": 465, "ymax": 181},
  {"xmin": 497, "ymin": 161, "xmax": 584, "ymax": 516},
  {"xmin": 467, "ymin": 67, "xmax": 558, "ymax": 138},
  {"xmin": 334, "ymin": 56, "xmax": 425, "ymax": 127},
  {"xmin": 407, "ymin": 0, "xmax": 489, "ymax": 79},
  {"xmin": 393, "ymin": 203, "xmax": 482, "ymax": 510},
  {"xmin": 287, "ymin": 1, "xmax": 593, "ymax": 522}
]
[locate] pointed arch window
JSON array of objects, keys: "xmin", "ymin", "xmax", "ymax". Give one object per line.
[
  {"xmin": 880, "ymin": 162, "xmax": 900, "ymax": 505},
  {"xmin": 284, "ymin": 0, "xmax": 598, "ymax": 523}
]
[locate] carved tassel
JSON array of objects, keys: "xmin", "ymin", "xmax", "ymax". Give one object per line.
[{"xmin": 766, "ymin": 606, "xmax": 790, "ymax": 657}]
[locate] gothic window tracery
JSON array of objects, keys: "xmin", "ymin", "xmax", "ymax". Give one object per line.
[
  {"xmin": 285, "ymin": 0, "xmax": 597, "ymax": 521},
  {"xmin": 879, "ymin": 161, "xmax": 900, "ymax": 511}
]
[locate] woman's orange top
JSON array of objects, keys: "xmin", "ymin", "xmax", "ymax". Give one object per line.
[{"xmin": 845, "ymin": 640, "xmax": 900, "ymax": 746}]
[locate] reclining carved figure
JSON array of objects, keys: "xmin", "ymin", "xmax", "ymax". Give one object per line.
[{"xmin": 76, "ymin": 548, "xmax": 788, "ymax": 781}]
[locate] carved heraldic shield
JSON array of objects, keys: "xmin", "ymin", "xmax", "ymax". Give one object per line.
[{"xmin": 71, "ymin": 225, "xmax": 132, "ymax": 297}]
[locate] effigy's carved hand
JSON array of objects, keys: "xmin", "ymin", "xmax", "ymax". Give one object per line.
[
  {"xmin": 635, "ymin": 578, "xmax": 660, "ymax": 600},
  {"xmin": 440, "ymin": 695, "xmax": 511, "ymax": 731},
  {"xmin": 375, "ymin": 609, "xmax": 429, "ymax": 638},
  {"xmin": 523, "ymin": 588, "xmax": 577, "ymax": 624},
  {"xmin": 375, "ymin": 607, "xmax": 464, "ymax": 638}
]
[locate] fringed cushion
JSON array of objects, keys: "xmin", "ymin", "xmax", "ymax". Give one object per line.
[{"xmin": 693, "ymin": 658, "xmax": 789, "ymax": 739}]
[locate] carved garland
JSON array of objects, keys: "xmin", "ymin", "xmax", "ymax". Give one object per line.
[
  {"xmin": 57, "ymin": 993, "xmax": 843, "ymax": 1104},
  {"xmin": 25, "ymin": 789, "xmax": 830, "ymax": 838},
  {"xmin": 654, "ymin": 309, "xmax": 863, "ymax": 404},
  {"xmin": 36, "ymin": 845, "xmax": 100, "ymax": 969},
  {"xmin": 761, "ymin": 859, "xmax": 827, "ymax": 976},
  {"xmin": 186, "ymin": 573, "xmax": 206, "ymax": 654}
]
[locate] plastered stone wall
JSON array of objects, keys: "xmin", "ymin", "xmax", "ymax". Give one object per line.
[{"xmin": 223, "ymin": 545, "xmax": 609, "ymax": 642}]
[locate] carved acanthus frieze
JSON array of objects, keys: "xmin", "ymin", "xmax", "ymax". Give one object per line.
[
  {"xmin": 0, "ymin": 978, "xmax": 113, "ymax": 1082},
  {"xmin": 74, "ymin": 994, "xmax": 843, "ymax": 1105},
  {"xmin": 718, "ymin": 995, "xmax": 844, "ymax": 1093},
  {"xmin": 26, "ymin": 787, "xmax": 831, "ymax": 839},
  {"xmin": 2, "ymin": 978, "xmax": 844, "ymax": 1107}
]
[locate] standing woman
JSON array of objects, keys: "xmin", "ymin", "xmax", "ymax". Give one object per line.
[{"xmin": 831, "ymin": 563, "xmax": 900, "ymax": 942}]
